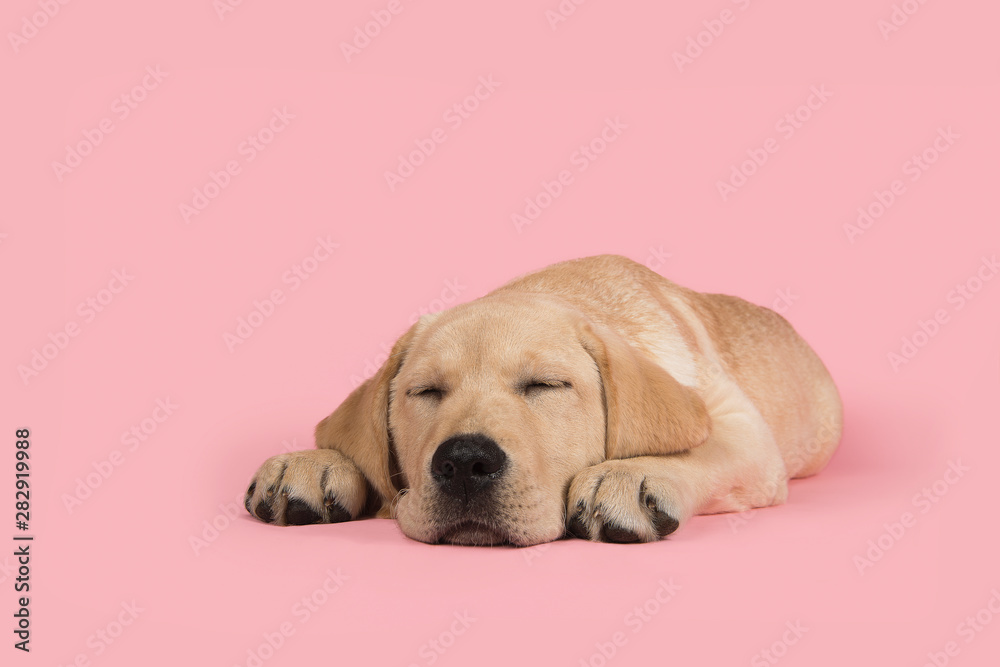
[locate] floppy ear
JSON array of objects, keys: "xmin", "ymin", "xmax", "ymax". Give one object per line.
[
  {"xmin": 580, "ymin": 320, "xmax": 711, "ymax": 459},
  {"xmin": 314, "ymin": 323, "xmax": 421, "ymax": 515}
]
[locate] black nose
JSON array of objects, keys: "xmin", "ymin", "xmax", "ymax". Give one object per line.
[{"xmin": 431, "ymin": 434, "xmax": 507, "ymax": 501}]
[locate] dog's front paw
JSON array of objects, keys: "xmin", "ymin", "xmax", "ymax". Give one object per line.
[
  {"xmin": 244, "ymin": 449, "xmax": 367, "ymax": 526},
  {"xmin": 566, "ymin": 460, "xmax": 682, "ymax": 543}
]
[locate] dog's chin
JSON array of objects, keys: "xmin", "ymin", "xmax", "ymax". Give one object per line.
[{"xmin": 436, "ymin": 521, "xmax": 511, "ymax": 546}]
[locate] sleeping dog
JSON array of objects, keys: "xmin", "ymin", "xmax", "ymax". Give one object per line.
[{"xmin": 244, "ymin": 255, "xmax": 842, "ymax": 545}]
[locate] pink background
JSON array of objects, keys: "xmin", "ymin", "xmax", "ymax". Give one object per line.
[{"xmin": 3, "ymin": 1, "xmax": 999, "ymax": 665}]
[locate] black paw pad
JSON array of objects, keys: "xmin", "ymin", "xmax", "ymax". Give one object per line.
[
  {"xmin": 652, "ymin": 510, "xmax": 679, "ymax": 537},
  {"xmin": 324, "ymin": 495, "xmax": 352, "ymax": 523},
  {"xmin": 567, "ymin": 502, "xmax": 589, "ymax": 539},
  {"xmin": 568, "ymin": 513, "xmax": 589, "ymax": 540},
  {"xmin": 253, "ymin": 500, "xmax": 274, "ymax": 523},
  {"xmin": 285, "ymin": 498, "xmax": 323, "ymax": 525},
  {"xmin": 244, "ymin": 482, "xmax": 256, "ymax": 514},
  {"xmin": 600, "ymin": 523, "xmax": 642, "ymax": 543},
  {"xmin": 643, "ymin": 488, "xmax": 679, "ymax": 538}
]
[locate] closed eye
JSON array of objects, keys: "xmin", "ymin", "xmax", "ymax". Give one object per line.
[
  {"xmin": 407, "ymin": 386, "xmax": 444, "ymax": 399},
  {"xmin": 520, "ymin": 379, "xmax": 572, "ymax": 395}
]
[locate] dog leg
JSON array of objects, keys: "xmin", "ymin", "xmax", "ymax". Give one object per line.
[
  {"xmin": 244, "ymin": 449, "xmax": 368, "ymax": 526},
  {"xmin": 566, "ymin": 396, "xmax": 788, "ymax": 542}
]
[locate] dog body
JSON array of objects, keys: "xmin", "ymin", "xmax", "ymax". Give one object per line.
[{"xmin": 245, "ymin": 255, "xmax": 842, "ymax": 545}]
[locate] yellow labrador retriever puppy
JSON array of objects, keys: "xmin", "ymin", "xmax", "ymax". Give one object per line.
[{"xmin": 245, "ymin": 255, "xmax": 842, "ymax": 545}]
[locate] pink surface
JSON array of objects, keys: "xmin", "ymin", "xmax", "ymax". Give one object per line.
[{"xmin": 3, "ymin": 1, "xmax": 999, "ymax": 665}]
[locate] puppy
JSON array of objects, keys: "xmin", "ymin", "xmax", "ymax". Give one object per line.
[{"xmin": 244, "ymin": 255, "xmax": 842, "ymax": 545}]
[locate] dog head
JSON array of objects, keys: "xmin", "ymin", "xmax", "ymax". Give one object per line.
[{"xmin": 317, "ymin": 291, "xmax": 710, "ymax": 546}]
